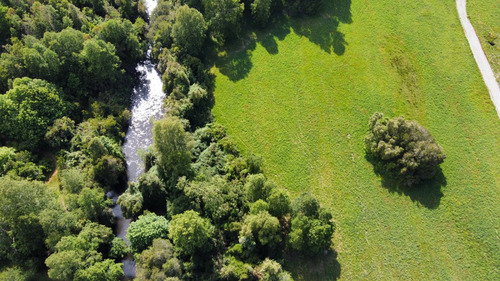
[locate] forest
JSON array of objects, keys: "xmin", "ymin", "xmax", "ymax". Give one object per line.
[{"xmin": 0, "ymin": 0, "xmax": 336, "ymax": 280}]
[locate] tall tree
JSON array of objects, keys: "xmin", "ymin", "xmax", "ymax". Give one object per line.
[
  {"xmin": 172, "ymin": 5, "xmax": 207, "ymax": 56},
  {"xmin": 153, "ymin": 117, "xmax": 194, "ymax": 186}
]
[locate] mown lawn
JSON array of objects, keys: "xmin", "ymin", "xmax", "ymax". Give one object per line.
[
  {"xmin": 468, "ymin": 0, "xmax": 500, "ymax": 83},
  {"xmin": 212, "ymin": 0, "xmax": 500, "ymax": 280}
]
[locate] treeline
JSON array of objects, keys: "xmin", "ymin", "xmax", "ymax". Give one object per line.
[
  {"xmin": 114, "ymin": 0, "xmax": 334, "ymax": 280},
  {"xmin": 0, "ymin": 0, "xmax": 148, "ymax": 279}
]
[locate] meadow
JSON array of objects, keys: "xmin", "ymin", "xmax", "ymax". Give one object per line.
[
  {"xmin": 468, "ymin": 0, "xmax": 500, "ymax": 83},
  {"xmin": 212, "ymin": 0, "xmax": 500, "ymax": 279}
]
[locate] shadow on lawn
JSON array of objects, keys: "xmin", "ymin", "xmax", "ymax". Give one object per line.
[
  {"xmin": 214, "ymin": 0, "xmax": 352, "ymax": 81},
  {"xmin": 284, "ymin": 250, "xmax": 341, "ymax": 281},
  {"xmin": 366, "ymin": 155, "xmax": 447, "ymax": 209}
]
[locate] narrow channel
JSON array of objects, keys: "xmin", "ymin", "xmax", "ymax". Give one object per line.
[{"xmin": 108, "ymin": 0, "xmax": 163, "ymax": 278}]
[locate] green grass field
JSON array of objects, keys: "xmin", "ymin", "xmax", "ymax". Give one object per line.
[
  {"xmin": 468, "ymin": 0, "xmax": 500, "ymax": 83},
  {"xmin": 212, "ymin": 0, "xmax": 500, "ymax": 280}
]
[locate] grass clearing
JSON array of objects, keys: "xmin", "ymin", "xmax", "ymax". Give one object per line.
[
  {"xmin": 212, "ymin": 0, "xmax": 500, "ymax": 279},
  {"xmin": 468, "ymin": 0, "xmax": 500, "ymax": 83}
]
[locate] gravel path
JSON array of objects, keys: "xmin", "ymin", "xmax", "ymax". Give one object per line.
[{"xmin": 456, "ymin": 0, "xmax": 500, "ymax": 118}]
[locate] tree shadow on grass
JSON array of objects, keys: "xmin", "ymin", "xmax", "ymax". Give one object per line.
[
  {"xmin": 284, "ymin": 250, "xmax": 341, "ymax": 281},
  {"xmin": 365, "ymin": 154, "xmax": 447, "ymax": 209},
  {"xmin": 212, "ymin": 0, "xmax": 352, "ymax": 81}
]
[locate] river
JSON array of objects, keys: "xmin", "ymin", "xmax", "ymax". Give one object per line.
[{"xmin": 108, "ymin": 0, "xmax": 163, "ymax": 278}]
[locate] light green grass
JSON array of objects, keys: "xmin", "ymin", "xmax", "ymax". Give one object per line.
[
  {"xmin": 212, "ymin": 0, "xmax": 500, "ymax": 280},
  {"xmin": 468, "ymin": 0, "xmax": 500, "ymax": 83}
]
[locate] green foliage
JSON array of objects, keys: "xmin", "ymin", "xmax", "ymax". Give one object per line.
[
  {"xmin": 136, "ymin": 165, "xmax": 166, "ymax": 212},
  {"xmin": 249, "ymin": 199, "xmax": 269, "ymax": 215},
  {"xmin": 109, "ymin": 238, "xmax": 130, "ymax": 260},
  {"xmin": 239, "ymin": 211, "xmax": 281, "ymax": 250},
  {"xmin": 135, "ymin": 238, "xmax": 182, "ymax": 280},
  {"xmin": 245, "ymin": 174, "xmax": 274, "ymax": 202},
  {"xmin": 39, "ymin": 207, "xmax": 80, "ymax": 251},
  {"xmin": 45, "ymin": 116, "xmax": 76, "ymax": 149},
  {"xmin": 117, "ymin": 183, "xmax": 143, "ymax": 218},
  {"xmin": 220, "ymin": 255, "xmax": 253, "ymax": 281},
  {"xmin": 79, "ymin": 38, "xmax": 122, "ymax": 92},
  {"xmin": 0, "ymin": 148, "xmax": 46, "ymax": 180},
  {"xmin": 168, "ymin": 210, "xmax": 214, "ymax": 256},
  {"xmin": 251, "ymin": 0, "xmax": 272, "ymax": 27},
  {"xmin": 127, "ymin": 213, "xmax": 169, "ymax": 252},
  {"xmin": 59, "ymin": 167, "xmax": 87, "ymax": 193},
  {"xmin": 267, "ymin": 189, "xmax": 291, "ymax": 219},
  {"xmin": 0, "ymin": 4, "xmax": 10, "ymax": 46},
  {"xmin": 172, "ymin": 5, "xmax": 207, "ymax": 56},
  {"xmin": 202, "ymin": 0, "xmax": 244, "ymax": 43},
  {"xmin": 255, "ymin": 258, "xmax": 294, "ymax": 281},
  {"xmin": 46, "ymin": 250, "xmax": 85, "ymax": 280},
  {"xmin": 0, "ymin": 177, "xmax": 51, "ymax": 260},
  {"xmin": 77, "ymin": 187, "xmax": 110, "ymax": 221},
  {"xmin": 153, "ymin": 116, "xmax": 194, "ymax": 185},
  {"xmin": 91, "ymin": 155, "xmax": 126, "ymax": 189},
  {"xmin": 292, "ymin": 193, "xmax": 320, "ymax": 218},
  {"xmin": 182, "ymin": 176, "xmax": 246, "ymax": 225},
  {"xmin": 285, "ymin": 0, "xmax": 323, "ymax": 16},
  {"xmin": 95, "ymin": 18, "xmax": 143, "ymax": 65},
  {"xmin": 365, "ymin": 112, "xmax": 446, "ymax": 186},
  {"xmin": 73, "ymin": 259, "xmax": 124, "ymax": 281},
  {"xmin": 0, "ymin": 267, "xmax": 32, "ymax": 281},
  {"xmin": 46, "ymin": 222, "xmax": 115, "ymax": 280},
  {"xmin": 288, "ymin": 214, "xmax": 334, "ymax": 255},
  {"xmin": 0, "ymin": 77, "xmax": 67, "ymax": 150}
]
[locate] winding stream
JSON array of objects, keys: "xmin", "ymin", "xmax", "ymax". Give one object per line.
[{"xmin": 108, "ymin": 0, "xmax": 163, "ymax": 278}]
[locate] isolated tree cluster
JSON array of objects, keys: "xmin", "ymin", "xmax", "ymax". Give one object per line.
[{"xmin": 365, "ymin": 112, "xmax": 446, "ymax": 186}]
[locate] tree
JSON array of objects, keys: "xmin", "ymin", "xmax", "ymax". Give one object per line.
[
  {"xmin": 364, "ymin": 112, "xmax": 446, "ymax": 186},
  {"xmin": 168, "ymin": 210, "xmax": 214, "ymax": 256},
  {"xmin": 109, "ymin": 237, "xmax": 130, "ymax": 260},
  {"xmin": 95, "ymin": 18, "xmax": 143, "ymax": 65},
  {"xmin": 74, "ymin": 259, "xmax": 124, "ymax": 281},
  {"xmin": 136, "ymin": 165, "xmax": 166, "ymax": 212},
  {"xmin": 239, "ymin": 211, "xmax": 281, "ymax": 252},
  {"xmin": 267, "ymin": 189, "xmax": 291, "ymax": 219},
  {"xmin": 46, "ymin": 222, "xmax": 115, "ymax": 280},
  {"xmin": 78, "ymin": 187, "xmax": 110, "ymax": 221},
  {"xmin": 0, "ymin": 4, "xmax": 10, "ymax": 46},
  {"xmin": 153, "ymin": 117, "xmax": 194, "ymax": 185},
  {"xmin": 245, "ymin": 174, "xmax": 274, "ymax": 202},
  {"xmin": 117, "ymin": 185, "xmax": 143, "ymax": 218},
  {"xmin": 79, "ymin": 38, "xmax": 122, "ymax": 92},
  {"xmin": 45, "ymin": 116, "xmax": 76, "ymax": 149},
  {"xmin": 288, "ymin": 214, "xmax": 334, "ymax": 255},
  {"xmin": 0, "ymin": 77, "xmax": 67, "ymax": 150},
  {"xmin": 255, "ymin": 258, "xmax": 294, "ymax": 281},
  {"xmin": 251, "ymin": 0, "xmax": 272, "ymax": 27},
  {"xmin": 289, "ymin": 193, "xmax": 334, "ymax": 255},
  {"xmin": 172, "ymin": 5, "xmax": 207, "ymax": 55},
  {"xmin": 202, "ymin": 0, "xmax": 244, "ymax": 43},
  {"xmin": 127, "ymin": 213, "xmax": 169, "ymax": 252},
  {"xmin": 135, "ymin": 238, "xmax": 182, "ymax": 280},
  {"xmin": 292, "ymin": 192, "xmax": 320, "ymax": 218},
  {"xmin": 0, "ymin": 177, "xmax": 51, "ymax": 261}
]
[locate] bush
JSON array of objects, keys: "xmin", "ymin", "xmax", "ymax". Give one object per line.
[{"xmin": 364, "ymin": 112, "xmax": 446, "ymax": 186}]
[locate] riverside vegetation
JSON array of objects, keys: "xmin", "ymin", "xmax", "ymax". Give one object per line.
[{"xmin": 0, "ymin": 0, "xmax": 337, "ymax": 280}]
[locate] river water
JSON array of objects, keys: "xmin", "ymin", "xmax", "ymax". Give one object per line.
[{"xmin": 108, "ymin": 0, "xmax": 163, "ymax": 278}]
